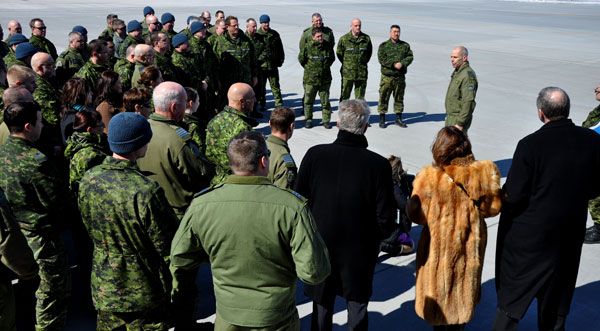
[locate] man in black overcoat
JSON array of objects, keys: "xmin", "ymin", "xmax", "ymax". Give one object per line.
[
  {"xmin": 295, "ymin": 99, "xmax": 396, "ymax": 331},
  {"xmin": 494, "ymin": 86, "xmax": 600, "ymax": 330}
]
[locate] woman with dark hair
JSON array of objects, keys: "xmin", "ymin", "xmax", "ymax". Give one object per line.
[
  {"xmin": 122, "ymin": 87, "xmax": 153, "ymax": 118},
  {"xmin": 407, "ymin": 126, "xmax": 503, "ymax": 330},
  {"xmin": 136, "ymin": 66, "xmax": 163, "ymax": 92},
  {"xmin": 95, "ymin": 70, "xmax": 123, "ymax": 134},
  {"xmin": 60, "ymin": 77, "xmax": 94, "ymax": 145}
]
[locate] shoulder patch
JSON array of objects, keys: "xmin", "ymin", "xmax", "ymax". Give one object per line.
[
  {"xmin": 290, "ymin": 190, "xmax": 305, "ymax": 200},
  {"xmin": 33, "ymin": 152, "xmax": 47, "ymax": 164},
  {"xmin": 175, "ymin": 127, "xmax": 190, "ymax": 140},
  {"xmin": 281, "ymin": 154, "xmax": 296, "ymax": 166},
  {"xmin": 468, "ymin": 71, "xmax": 474, "ymax": 77}
]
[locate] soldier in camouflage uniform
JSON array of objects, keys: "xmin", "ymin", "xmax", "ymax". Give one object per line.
[
  {"xmin": 151, "ymin": 31, "xmax": 178, "ymax": 82},
  {"xmin": 31, "ymin": 53, "xmax": 60, "ymax": 127},
  {"xmin": 114, "ymin": 44, "xmax": 136, "ymax": 92},
  {"xmin": 78, "ymin": 112, "xmax": 178, "ymax": 330},
  {"xmin": 141, "ymin": 15, "xmax": 161, "ymax": 44},
  {"xmin": 0, "ymin": 102, "xmax": 75, "ymax": 330},
  {"xmin": 99, "ymin": 14, "xmax": 118, "ymax": 40},
  {"xmin": 130, "ymin": 44, "xmax": 155, "ymax": 89},
  {"xmin": 445, "ymin": 46, "xmax": 477, "ymax": 134},
  {"xmin": 583, "ymin": 84, "xmax": 600, "ymax": 243},
  {"xmin": 257, "ymin": 15, "xmax": 285, "ymax": 109},
  {"xmin": 171, "ymin": 34, "xmax": 208, "ymax": 99},
  {"xmin": 299, "ymin": 13, "xmax": 335, "ymax": 52},
  {"xmin": 112, "ymin": 19, "xmax": 127, "ymax": 59},
  {"xmin": 0, "ymin": 25, "xmax": 10, "ymax": 59},
  {"xmin": 245, "ymin": 18, "xmax": 265, "ymax": 118},
  {"xmin": 3, "ymin": 34, "xmax": 28, "ymax": 70},
  {"xmin": 337, "ymin": 18, "xmax": 372, "ymax": 102},
  {"xmin": 161, "ymin": 13, "xmax": 177, "ymax": 43},
  {"xmin": 206, "ymin": 83, "xmax": 258, "ymax": 185},
  {"xmin": 4, "ymin": 20, "xmax": 22, "ymax": 45},
  {"xmin": 75, "ymin": 39, "xmax": 110, "ymax": 91},
  {"xmin": 55, "ymin": 32, "xmax": 86, "ymax": 84},
  {"xmin": 266, "ymin": 106, "xmax": 297, "ymax": 189},
  {"xmin": 28, "ymin": 19, "xmax": 57, "ymax": 60},
  {"xmin": 140, "ymin": 6, "xmax": 155, "ymax": 33},
  {"xmin": 206, "ymin": 19, "xmax": 225, "ymax": 47},
  {"xmin": 298, "ymin": 28, "xmax": 335, "ymax": 129},
  {"xmin": 377, "ymin": 25, "xmax": 413, "ymax": 128},
  {"xmin": 118, "ymin": 21, "xmax": 144, "ymax": 59},
  {"xmin": 189, "ymin": 23, "xmax": 220, "ymax": 115}
]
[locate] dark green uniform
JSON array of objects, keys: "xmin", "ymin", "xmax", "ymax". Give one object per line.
[
  {"xmin": 99, "ymin": 25, "xmax": 114, "ymax": 40},
  {"xmin": 33, "ymin": 75, "xmax": 61, "ymax": 127},
  {"xmin": 298, "ymin": 39, "xmax": 334, "ymax": 124},
  {"xmin": 56, "ymin": 47, "xmax": 86, "ymax": 82},
  {"xmin": 205, "ymin": 106, "xmax": 257, "ymax": 185},
  {"xmin": 154, "ymin": 51, "xmax": 178, "ymax": 82},
  {"xmin": 0, "ymin": 136, "xmax": 74, "ymax": 330},
  {"xmin": 171, "ymin": 50, "xmax": 206, "ymax": 94},
  {"xmin": 246, "ymin": 31, "xmax": 266, "ymax": 110},
  {"xmin": 213, "ymin": 32, "xmax": 257, "ymax": 91},
  {"xmin": 78, "ymin": 156, "xmax": 178, "ymax": 329},
  {"xmin": 583, "ymin": 104, "xmax": 600, "ymax": 224},
  {"xmin": 137, "ymin": 113, "xmax": 215, "ymax": 217},
  {"xmin": 337, "ymin": 31, "xmax": 372, "ymax": 101},
  {"xmin": 118, "ymin": 35, "xmax": 142, "ymax": 58},
  {"xmin": 3, "ymin": 52, "xmax": 25, "ymax": 69},
  {"xmin": 266, "ymin": 135, "xmax": 297, "ymax": 189},
  {"xmin": 299, "ymin": 25, "xmax": 334, "ymax": 51},
  {"xmin": 0, "ymin": 42, "xmax": 9, "ymax": 59},
  {"xmin": 29, "ymin": 35, "xmax": 57, "ymax": 60},
  {"xmin": 182, "ymin": 113, "xmax": 206, "ymax": 153},
  {"xmin": 113, "ymin": 34, "xmax": 125, "ymax": 59},
  {"xmin": 256, "ymin": 28, "xmax": 285, "ymax": 108},
  {"xmin": 377, "ymin": 39, "xmax": 413, "ymax": 115},
  {"xmin": 444, "ymin": 61, "xmax": 477, "ymax": 133},
  {"xmin": 130, "ymin": 61, "xmax": 147, "ymax": 89},
  {"xmin": 190, "ymin": 38, "xmax": 219, "ymax": 114},
  {"xmin": 63, "ymin": 131, "xmax": 109, "ymax": 194},
  {"xmin": 74, "ymin": 60, "xmax": 109, "ymax": 92},
  {"xmin": 113, "ymin": 58, "xmax": 134, "ymax": 91}
]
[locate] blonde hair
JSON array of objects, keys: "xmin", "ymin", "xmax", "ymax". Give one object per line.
[{"xmin": 7, "ymin": 65, "xmax": 35, "ymax": 87}]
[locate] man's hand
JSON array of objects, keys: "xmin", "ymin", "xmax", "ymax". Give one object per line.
[
  {"xmin": 394, "ymin": 62, "xmax": 403, "ymax": 70},
  {"xmin": 454, "ymin": 124, "xmax": 463, "ymax": 131}
]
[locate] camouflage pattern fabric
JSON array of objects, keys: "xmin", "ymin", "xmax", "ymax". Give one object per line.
[
  {"xmin": 33, "ymin": 75, "xmax": 61, "ymax": 126},
  {"xmin": 154, "ymin": 52, "xmax": 178, "ymax": 83},
  {"xmin": 29, "ymin": 35, "xmax": 58, "ymax": 60},
  {"xmin": 182, "ymin": 113, "xmax": 206, "ymax": 153},
  {"xmin": 583, "ymin": 104, "xmax": 600, "ymax": 224},
  {"xmin": 96, "ymin": 307, "xmax": 170, "ymax": 331},
  {"xmin": 299, "ymin": 25, "xmax": 334, "ymax": 52},
  {"xmin": 256, "ymin": 28, "xmax": 284, "ymax": 107},
  {"xmin": 3, "ymin": 52, "xmax": 25, "ymax": 69},
  {"xmin": 63, "ymin": 131, "xmax": 109, "ymax": 195},
  {"xmin": 190, "ymin": 38, "xmax": 219, "ymax": 114},
  {"xmin": 378, "ymin": 75, "xmax": 406, "ymax": 115},
  {"xmin": 56, "ymin": 47, "xmax": 86, "ymax": 83},
  {"xmin": 336, "ymin": 31, "xmax": 372, "ymax": 101},
  {"xmin": 74, "ymin": 60, "xmax": 109, "ymax": 92},
  {"xmin": 99, "ymin": 26, "xmax": 114, "ymax": 40},
  {"xmin": 118, "ymin": 35, "xmax": 142, "ymax": 58},
  {"xmin": 246, "ymin": 32, "xmax": 266, "ymax": 110},
  {"xmin": 298, "ymin": 40, "xmax": 334, "ymax": 123},
  {"xmin": 377, "ymin": 39, "xmax": 413, "ymax": 78},
  {"xmin": 213, "ymin": 32, "xmax": 257, "ymax": 88},
  {"xmin": 171, "ymin": 50, "xmax": 205, "ymax": 93},
  {"xmin": 114, "ymin": 58, "xmax": 134, "ymax": 91}
]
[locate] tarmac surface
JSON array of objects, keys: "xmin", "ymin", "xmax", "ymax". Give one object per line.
[{"xmin": 3, "ymin": 0, "xmax": 600, "ymax": 329}]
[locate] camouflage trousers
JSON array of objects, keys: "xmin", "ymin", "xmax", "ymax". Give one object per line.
[
  {"xmin": 35, "ymin": 252, "xmax": 71, "ymax": 331},
  {"xmin": 0, "ymin": 279, "xmax": 16, "ymax": 331},
  {"xmin": 214, "ymin": 310, "xmax": 300, "ymax": 331},
  {"xmin": 590, "ymin": 196, "xmax": 600, "ymax": 224},
  {"xmin": 96, "ymin": 307, "xmax": 170, "ymax": 331},
  {"xmin": 340, "ymin": 79, "xmax": 367, "ymax": 102},
  {"xmin": 377, "ymin": 75, "xmax": 406, "ymax": 114},
  {"xmin": 303, "ymin": 82, "xmax": 332, "ymax": 123},
  {"xmin": 261, "ymin": 69, "xmax": 283, "ymax": 108}
]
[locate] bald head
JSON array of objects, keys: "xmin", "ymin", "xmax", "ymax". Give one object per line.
[
  {"xmin": 350, "ymin": 18, "xmax": 361, "ymax": 36},
  {"xmin": 227, "ymin": 83, "xmax": 255, "ymax": 114},
  {"xmin": 2, "ymin": 86, "xmax": 33, "ymax": 106},
  {"xmin": 7, "ymin": 20, "xmax": 22, "ymax": 35},
  {"xmin": 134, "ymin": 44, "xmax": 155, "ymax": 65},
  {"xmin": 31, "ymin": 52, "xmax": 54, "ymax": 78},
  {"xmin": 153, "ymin": 82, "xmax": 187, "ymax": 121}
]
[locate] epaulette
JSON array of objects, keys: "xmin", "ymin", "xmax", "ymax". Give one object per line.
[
  {"xmin": 174, "ymin": 127, "xmax": 191, "ymax": 142},
  {"xmin": 193, "ymin": 183, "xmax": 223, "ymax": 198},
  {"xmin": 138, "ymin": 66, "xmax": 144, "ymax": 72},
  {"xmin": 289, "ymin": 189, "xmax": 306, "ymax": 202},
  {"xmin": 33, "ymin": 152, "xmax": 47, "ymax": 164}
]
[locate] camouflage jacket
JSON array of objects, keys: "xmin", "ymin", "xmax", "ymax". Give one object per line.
[
  {"xmin": 190, "ymin": 38, "xmax": 219, "ymax": 85},
  {"xmin": 29, "ymin": 35, "xmax": 58, "ymax": 59},
  {"xmin": 131, "ymin": 61, "xmax": 147, "ymax": 89},
  {"xmin": 298, "ymin": 40, "xmax": 334, "ymax": 85},
  {"xmin": 582, "ymin": 105, "xmax": 600, "ymax": 129},
  {"xmin": 161, "ymin": 29, "xmax": 176, "ymax": 42},
  {"xmin": 99, "ymin": 25, "xmax": 114, "ymax": 40},
  {"xmin": 245, "ymin": 31, "xmax": 266, "ymax": 68},
  {"xmin": 0, "ymin": 136, "xmax": 77, "ymax": 259},
  {"xmin": 63, "ymin": 131, "xmax": 110, "ymax": 195},
  {"xmin": 299, "ymin": 25, "xmax": 335, "ymax": 51},
  {"xmin": 75, "ymin": 60, "xmax": 109, "ymax": 92},
  {"xmin": 256, "ymin": 28, "xmax": 285, "ymax": 70},
  {"xmin": 171, "ymin": 50, "xmax": 206, "ymax": 90},
  {"xmin": 114, "ymin": 58, "xmax": 134, "ymax": 91},
  {"xmin": 78, "ymin": 156, "xmax": 179, "ymax": 312},
  {"xmin": 3, "ymin": 51, "xmax": 25, "ymax": 69},
  {"xmin": 182, "ymin": 113, "xmax": 206, "ymax": 152},
  {"xmin": 154, "ymin": 51, "xmax": 178, "ymax": 82},
  {"xmin": 118, "ymin": 35, "xmax": 143, "ymax": 58},
  {"xmin": 213, "ymin": 32, "xmax": 257, "ymax": 86},
  {"xmin": 377, "ymin": 39, "xmax": 413, "ymax": 78},
  {"xmin": 33, "ymin": 75, "xmax": 61, "ymax": 127},
  {"xmin": 56, "ymin": 47, "xmax": 86, "ymax": 82},
  {"xmin": 336, "ymin": 31, "xmax": 372, "ymax": 81},
  {"xmin": 206, "ymin": 106, "xmax": 257, "ymax": 185}
]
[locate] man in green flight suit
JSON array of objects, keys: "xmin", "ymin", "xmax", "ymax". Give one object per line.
[
  {"xmin": 298, "ymin": 28, "xmax": 335, "ymax": 129},
  {"xmin": 78, "ymin": 112, "xmax": 179, "ymax": 330},
  {"xmin": 74, "ymin": 39, "xmax": 110, "ymax": 91},
  {"xmin": 583, "ymin": 83, "xmax": 600, "ymax": 243},
  {"xmin": 337, "ymin": 18, "xmax": 372, "ymax": 102},
  {"xmin": 445, "ymin": 45, "xmax": 478, "ymax": 134},
  {"xmin": 170, "ymin": 130, "xmax": 331, "ymax": 330},
  {"xmin": 137, "ymin": 82, "xmax": 214, "ymax": 218},
  {"xmin": 28, "ymin": 19, "xmax": 57, "ymax": 60},
  {"xmin": 266, "ymin": 106, "xmax": 297, "ymax": 189},
  {"xmin": 299, "ymin": 13, "xmax": 335, "ymax": 52},
  {"xmin": 130, "ymin": 44, "xmax": 155, "ymax": 89},
  {"xmin": 377, "ymin": 24, "xmax": 413, "ymax": 128},
  {"xmin": 257, "ymin": 14, "xmax": 285, "ymax": 110}
]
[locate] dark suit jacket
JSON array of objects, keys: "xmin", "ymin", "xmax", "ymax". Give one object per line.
[{"xmin": 496, "ymin": 118, "xmax": 600, "ymax": 318}]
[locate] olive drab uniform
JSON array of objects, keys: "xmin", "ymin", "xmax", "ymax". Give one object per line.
[
  {"xmin": 256, "ymin": 27, "xmax": 285, "ymax": 108},
  {"xmin": 266, "ymin": 135, "xmax": 297, "ymax": 189},
  {"xmin": 377, "ymin": 39, "xmax": 413, "ymax": 115},
  {"xmin": 130, "ymin": 60, "xmax": 148, "ymax": 89},
  {"xmin": 298, "ymin": 39, "xmax": 335, "ymax": 124},
  {"xmin": 444, "ymin": 61, "xmax": 477, "ymax": 133},
  {"xmin": 113, "ymin": 58, "xmax": 134, "ymax": 91},
  {"xmin": 336, "ymin": 31, "xmax": 372, "ymax": 101},
  {"xmin": 582, "ymin": 104, "xmax": 600, "ymax": 225}
]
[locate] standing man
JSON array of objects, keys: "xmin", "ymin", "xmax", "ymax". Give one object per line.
[
  {"xmin": 75, "ymin": 39, "xmax": 110, "ymax": 91},
  {"xmin": 245, "ymin": 18, "xmax": 265, "ymax": 118},
  {"xmin": 171, "ymin": 34, "xmax": 207, "ymax": 96},
  {"xmin": 5, "ymin": 20, "xmax": 22, "ymax": 44},
  {"xmin": 114, "ymin": 45, "xmax": 136, "ymax": 91},
  {"xmin": 494, "ymin": 87, "xmax": 600, "ymax": 330},
  {"xmin": 170, "ymin": 131, "xmax": 330, "ymax": 330},
  {"xmin": 377, "ymin": 24, "xmax": 413, "ymax": 128},
  {"xmin": 207, "ymin": 19, "xmax": 225, "ymax": 46},
  {"xmin": 337, "ymin": 18, "xmax": 372, "ymax": 102},
  {"xmin": 78, "ymin": 112, "xmax": 179, "ymax": 330},
  {"xmin": 295, "ymin": 99, "xmax": 397, "ymax": 331},
  {"xmin": 161, "ymin": 13, "xmax": 177, "ymax": 42},
  {"xmin": 142, "ymin": 15, "xmax": 161, "ymax": 42},
  {"xmin": 208, "ymin": 10, "xmax": 225, "ymax": 35},
  {"xmin": 31, "ymin": 52, "xmax": 61, "ymax": 129},
  {"xmin": 205, "ymin": 83, "xmax": 258, "ymax": 185},
  {"xmin": 28, "ymin": 18, "xmax": 57, "ymax": 60},
  {"xmin": 4, "ymin": 34, "xmax": 28, "ymax": 69},
  {"xmin": 298, "ymin": 28, "xmax": 334, "ymax": 129},
  {"xmin": 0, "ymin": 25, "xmax": 10, "ymax": 58},
  {"xmin": 201, "ymin": 11, "xmax": 212, "ymax": 31},
  {"xmin": 151, "ymin": 31, "xmax": 178, "ymax": 82},
  {"xmin": 445, "ymin": 46, "xmax": 477, "ymax": 134},
  {"xmin": 299, "ymin": 13, "xmax": 334, "ymax": 52},
  {"xmin": 137, "ymin": 82, "xmax": 214, "ymax": 218},
  {"xmin": 99, "ymin": 14, "xmax": 118, "ymax": 40},
  {"xmin": 140, "ymin": 6, "xmax": 155, "ymax": 33},
  {"xmin": 256, "ymin": 14, "xmax": 285, "ymax": 110},
  {"xmin": 55, "ymin": 31, "xmax": 86, "ymax": 83},
  {"xmin": 266, "ymin": 106, "xmax": 297, "ymax": 189},
  {"xmin": 130, "ymin": 44, "xmax": 155, "ymax": 89},
  {"xmin": 112, "ymin": 19, "xmax": 127, "ymax": 59},
  {"xmin": 118, "ymin": 21, "xmax": 144, "ymax": 58},
  {"xmin": 582, "ymin": 83, "xmax": 600, "ymax": 243}
]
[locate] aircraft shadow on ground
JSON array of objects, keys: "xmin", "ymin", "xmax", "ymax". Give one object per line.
[{"xmin": 493, "ymin": 159, "xmax": 512, "ymax": 178}]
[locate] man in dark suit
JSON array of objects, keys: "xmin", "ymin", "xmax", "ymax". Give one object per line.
[
  {"xmin": 494, "ymin": 87, "xmax": 600, "ymax": 330},
  {"xmin": 295, "ymin": 99, "xmax": 397, "ymax": 331}
]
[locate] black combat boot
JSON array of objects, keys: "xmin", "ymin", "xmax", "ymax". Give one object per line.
[
  {"xmin": 395, "ymin": 114, "xmax": 407, "ymax": 128},
  {"xmin": 379, "ymin": 114, "xmax": 385, "ymax": 128},
  {"xmin": 323, "ymin": 121, "xmax": 331, "ymax": 129},
  {"xmin": 584, "ymin": 223, "xmax": 600, "ymax": 244},
  {"xmin": 305, "ymin": 121, "xmax": 313, "ymax": 129}
]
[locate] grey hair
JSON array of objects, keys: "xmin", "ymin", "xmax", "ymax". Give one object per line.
[
  {"xmin": 246, "ymin": 18, "xmax": 256, "ymax": 25},
  {"xmin": 536, "ymin": 86, "xmax": 570, "ymax": 120},
  {"xmin": 227, "ymin": 131, "xmax": 267, "ymax": 174},
  {"xmin": 338, "ymin": 99, "xmax": 370, "ymax": 135},
  {"xmin": 153, "ymin": 85, "xmax": 185, "ymax": 112},
  {"xmin": 68, "ymin": 31, "xmax": 81, "ymax": 42},
  {"xmin": 457, "ymin": 45, "xmax": 468, "ymax": 57},
  {"xmin": 312, "ymin": 13, "xmax": 322, "ymax": 19},
  {"xmin": 125, "ymin": 44, "xmax": 136, "ymax": 58}
]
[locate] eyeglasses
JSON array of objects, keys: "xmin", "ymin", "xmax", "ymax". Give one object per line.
[
  {"xmin": 115, "ymin": 27, "xmax": 125, "ymax": 31},
  {"xmin": 261, "ymin": 149, "xmax": 271, "ymax": 158},
  {"xmin": 34, "ymin": 26, "xmax": 47, "ymax": 30}
]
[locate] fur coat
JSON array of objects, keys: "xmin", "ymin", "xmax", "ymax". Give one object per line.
[{"xmin": 410, "ymin": 155, "xmax": 502, "ymax": 325}]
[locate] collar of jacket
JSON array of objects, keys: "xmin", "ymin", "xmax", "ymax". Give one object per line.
[
  {"xmin": 448, "ymin": 154, "xmax": 475, "ymax": 167},
  {"xmin": 266, "ymin": 134, "xmax": 287, "ymax": 147},
  {"xmin": 7, "ymin": 135, "xmax": 37, "ymax": 148},
  {"xmin": 540, "ymin": 117, "xmax": 574, "ymax": 131},
  {"xmin": 333, "ymin": 129, "xmax": 368, "ymax": 148},
  {"xmin": 454, "ymin": 61, "xmax": 471, "ymax": 74},
  {"xmin": 103, "ymin": 156, "xmax": 144, "ymax": 172},
  {"xmin": 149, "ymin": 112, "xmax": 180, "ymax": 126},
  {"xmin": 225, "ymin": 175, "xmax": 271, "ymax": 185},
  {"xmin": 223, "ymin": 105, "xmax": 259, "ymax": 127}
]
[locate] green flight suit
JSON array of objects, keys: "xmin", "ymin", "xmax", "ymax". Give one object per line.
[
  {"xmin": 377, "ymin": 39, "xmax": 413, "ymax": 115},
  {"xmin": 298, "ymin": 40, "xmax": 334, "ymax": 123},
  {"xmin": 63, "ymin": 131, "xmax": 109, "ymax": 195},
  {"xmin": 213, "ymin": 32, "xmax": 257, "ymax": 90},
  {"xmin": 130, "ymin": 60, "xmax": 147, "ymax": 89},
  {"xmin": 137, "ymin": 113, "xmax": 215, "ymax": 217},
  {"xmin": 56, "ymin": 47, "xmax": 86, "ymax": 83},
  {"xmin": 583, "ymin": 104, "xmax": 600, "ymax": 224},
  {"xmin": 444, "ymin": 61, "xmax": 477, "ymax": 133},
  {"xmin": 205, "ymin": 106, "xmax": 257, "ymax": 185},
  {"xmin": 78, "ymin": 157, "xmax": 178, "ymax": 329},
  {"xmin": 0, "ymin": 136, "xmax": 74, "ymax": 331},
  {"xmin": 74, "ymin": 60, "xmax": 109, "ymax": 92},
  {"xmin": 29, "ymin": 35, "xmax": 57, "ymax": 60},
  {"xmin": 337, "ymin": 31, "xmax": 372, "ymax": 101},
  {"xmin": 299, "ymin": 25, "xmax": 335, "ymax": 52},
  {"xmin": 266, "ymin": 135, "xmax": 297, "ymax": 189},
  {"xmin": 113, "ymin": 58, "xmax": 134, "ymax": 91},
  {"xmin": 170, "ymin": 175, "xmax": 330, "ymax": 329},
  {"xmin": 118, "ymin": 35, "xmax": 142, "ymax": 58},
  {"xmin": 256, "ymin": 27, "xmax": 285, "ymax": 108}
]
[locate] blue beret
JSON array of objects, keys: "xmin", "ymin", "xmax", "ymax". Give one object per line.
[
  {"xmin": 8, "ymin": 34, "xmax": 28, "ymax": 46},
  {"xmin": 259, "ymin": 15, "xmax": 270, "ymax": 23},
  {"xmin": 187, "ymin": 16, "xmax": 194, "ymax": 25},
  {"xmin": 72, "ymin": 25, "xmax": 88, "ymax": 35},
  {"xmin": 108, "ymin": 112, "xmax": 153, "ymax": 154},
  {"xmin": 190, "ymin": 21, "xmax": 205, "ymax": 35},
  {"xmin": 171, "ymin": 33, "xmax": 189, "ymax": 48},
  {"xmin": 161, "ymin": 13, "xmax": 175, "ymax": 25},
  {"xmin": 143, "ymin": 6, "xmax": 154, "ymax": 17},
  {"xmin": 127, "ymin": 20, "xmax": 143, "ymax": 33},
  {"xmin": 15, "ymin": 42, "xmax": 38, "ymax": 60}
]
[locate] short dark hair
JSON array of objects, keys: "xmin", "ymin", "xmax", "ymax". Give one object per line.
[
  {"xmin": 390, "ymin": 24, "xmax": 400, "ymax": 31},
  {"xmin": 184, "ymin": 87, "xmax": 198, "ymax": 103},
  {"xmin": 228, "ymin": 131, "xmax": 267, "ymax": 174},
  {"xmin": 150, "ymin": 31, "xmax": 166, "ymax": 45},
  {"xmin": 112, "ymin": 19, "xmax": 125, "ymax": 28},
  {"xmin": 88, "ymin": 39, "xmax": 107, "ymax": 55},
  {"xmin": 225, "ymin": 16, "xmax": 238, "ymax": 26},
  {"xmin": 29, "ymin": 18, "xmax": 43, "ymax": 29},
  {"xmin": 4, "ymin": 101, "xmax": 40, "ymax": 133},
  {"xmin": 216, "ymin": 10, "xmax": 224, "ymax": 16},
  {"xmin": 137, "ymin": 66, "xmax": 160, "ymax": 87},
  {"xmin": 122, "ymin": 87, "xmax": 152, "ymax": 112},
  {"xmin": 269, "ymin": 106, "xmax": 295, "ymax": 133},
  {"xmin": 431, "ymin": 126, "xmax": 472, "ymax": 168},
  {"xmin": 107, "ymin": 14, "xmax": 118, "ymax": 22},
  {"xmin": 536, "ymin": 86, "xmax": 570, "ymax": 120},
  {"xmin": 73, "ymin": 110, "xmax": 103, "ymax": 132},
  {"xmin": 312, "ymin": 27, "xmax": 322, "ymax": 36}
]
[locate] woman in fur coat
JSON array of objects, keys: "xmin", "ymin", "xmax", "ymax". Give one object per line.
[{"xmin": 407, "ymin": 126, "xmax": 503, "ymax": 330}]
